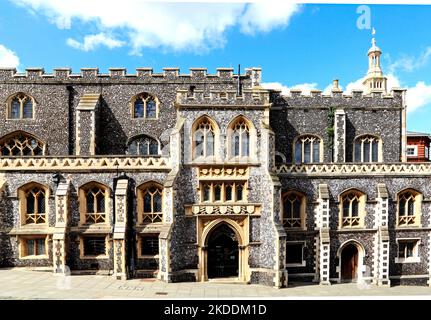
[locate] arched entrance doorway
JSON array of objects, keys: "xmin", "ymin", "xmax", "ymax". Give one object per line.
[
  {"xmin": 340, "ymin": 243, "xmax": 359, "ymax": 282},
  {"xmin": 207, "ymin": 224, "xmax": 239, "ymax": 279}
]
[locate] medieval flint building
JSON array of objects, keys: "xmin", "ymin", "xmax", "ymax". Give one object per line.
[{"xmin": 0, "ymin": 34, "xmax": 429, "ymax": 288}]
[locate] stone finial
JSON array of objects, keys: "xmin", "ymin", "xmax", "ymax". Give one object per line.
[{"xmin": 333, "ymin": 79, "xmax": 339, "ymax": 90}]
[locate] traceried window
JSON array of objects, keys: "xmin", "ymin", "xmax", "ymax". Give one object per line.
[
  {"xmin": 398, "ymin": 190, "xmax": 422, "ymax": 227},
  {"xmin": 83, "ymin": 237, "xmax": 106, "ymax": 256},
  {"xmin": 133, "ymin": 93, "xmax": 158, "ymax": 119},
  {"xmin": 22, "ymin": 238, "xmax": 46, "ymax": 257},
  {"xmin": 294, "ymin": 135, "xmax": 321, "ymax": 164},
  {"xmin": 128, "ymin": 135, "xmax": 159, "ymax": 155},
  {"xmin": 18, "ymin": 182, "xmax": 48, "ymax": 226},
  {"xmin": 25, "ymin": 187, "xmax": 47, "ymax": 224},
  {"xmin": 354, "ymin": 135, "xmax": 380, "ymax": 162},
  {"xmin": 79, "ymin": 182, "xmax": 109, "ymax": 224},
  {"xmin": 193, "ymin": 117, "xmax": 215, "ymax": 159},
  {"xmin": 8, "ymin": 93, "xmax": 34, "ymax": 119},
  {"xmin": 282, "ymin": 191, "xmax": 305, "ymax": 229},
  {"xmin": 339, "ymin": 190, "xmax": 365, "ymax": 228},
  {"xmin": 230, "ymin": 119, "xmax": 250, "ymax": 158},
  {"xmin": 200, "ymin": 182, "xmax": 246, "ymax": 203},
  {"xmin": 0, "ymin": 131, "xmax": 44, "ymax": 156},
  {"xmin": 138, "ymin": 183, "xmax": 163, "ymax": 224}
]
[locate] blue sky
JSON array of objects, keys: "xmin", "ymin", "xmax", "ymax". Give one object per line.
[{"xmin": 0, "ymin": 1, "xmax": 430, "ymax": 132}]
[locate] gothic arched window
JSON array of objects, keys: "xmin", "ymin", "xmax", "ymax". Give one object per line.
[
  {"xmin": 138, "ymin": 182, "xmax": 163, "ymax": 224},
  {"xmin": 354, "ymin": 135, "xmax": 381, "ymax": 162},
  {"xmin": 128, "ymin": 135, "xmax": 159, "ymax": 155},
  {"xmin": 132, "ymin": 93, "xmax": 159, "ymax": 119},
  {"xmin": 79, "ymin": 182, "xmax": 109, "ymax": 224},
  {"xmin": 398, "ymin": 189, "xmax": 422, "ymax": 227},
  {"xmin": 192, "ymin": 116, "xmax": 217, "ymax": 159},
  {"xmin": 339, "ymin": 189, "xmax": 366, "ymax": 228},
  {"xmin": 8, "ymin": 93, "xmax": 34, "ymax": 119},
  {"xmin": 0, "ymin": 131, "xmax": 45, "ymax": 156},
  {"xmin": 294, "ymin": 135, "xmax": 322, "ymax": 164}
]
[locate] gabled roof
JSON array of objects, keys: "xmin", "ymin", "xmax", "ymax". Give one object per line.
[{"xmin": 407, "ymin": 131, "xmax": 431, "ymax": 139}]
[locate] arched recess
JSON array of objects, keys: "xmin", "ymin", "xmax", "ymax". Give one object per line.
[
  {"xmin": 191, "ymin": 115, "xmax": 220, "ymax": 161},
  {"xmin": 336, "ymin": 240, "xmax": 366, "ymax": 283},
  {"xmin": 226, "ymin": 115, "xmax": 257, "ymax": 161},
  {"xmin": 198, "ymin": 218, "xmax": 248, "ymax": 282},
  {"xmin": 0, "ymin": 130, "xmax": 46, "ymax": 156}
]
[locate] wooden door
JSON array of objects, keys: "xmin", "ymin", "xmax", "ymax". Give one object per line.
[{"xmin": 341, "ymin": 244, "xmax": 358, "ymax": 281}]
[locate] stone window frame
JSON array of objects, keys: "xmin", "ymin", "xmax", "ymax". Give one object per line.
[
  {"xmin": 395, "ymin": 238, "xmax": 421, "ymax": 263},
  {"xmin": 126, "ymin": 134, "xmax": 160, "ymax": 156},
  {"xmin": 78, "ymin": 181, "xmax": 111, "ymax": 226},
  {"xmin": 353, "ymin": 134, "xmax": 383, "ymax": 163},
  {"xmin": 199, "ymin": 181, "xmax": 247, "ymax": 203},
  {"xmin": 226, "ymin": 115, "xmax": 257, "ymax": 162},
  {"xmin": 137, "ymin": 233, "xmax": 160, "ymax": 259},
  {"xmin": 18, "ymin": 181, "xmax": 50, "ymax": 227},
  {"xmin": 338, "ymin": 188, "xmax": 367, "ymax": 229},
  {"xmin": 285, "ymin": 241, "xmax": 306, "ymax": 267},
  {"xmin": 19, "ymin": 235, "xmax": 48, "ymax": 259},
  {"xmin": 137, "ymin": 181, "xmax": 164, "ymax": 225},
  {"xmin": 406, "ymin": 145, "xmax": 418, "ymax": 157},
  {"xmin": 293, "ymin": 134, "xmax": 323, "ymax": 164},
  {"xmin": 281, "ymin": 190, "xmax": 306, "ymax": 230},
  {"xmin": 396, "ymin": 189, "xmax": 422, "ymax": 228},
  {"xmin": 0, "ymin": 130, "xmax": 46, "ymax": 156},
  {"xmin": 79, "ymin": 235, "xmax": 110, "ymax": 259},
  {"xmin": 130, "ymin": 92, "xmax": 160, "ymax": 120},
  {"xmin": 6, "ymin": 92, "xmax": 36, "ymax": 120},
  {"xmin": 191, "ymin": 115, "xmax": 220, "ymax": 162}
]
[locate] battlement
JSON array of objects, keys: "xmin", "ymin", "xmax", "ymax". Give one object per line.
[
  {"xmin": 270, "ymin": 87, "xmax": 406, "ymax": 108},
  {"xmin": 176, "ymin": 87, "xmax": 269, "ymax": 108},
  {"xmin": 0, "ymin": 67, "xmax": 262, "ymax": 83}
]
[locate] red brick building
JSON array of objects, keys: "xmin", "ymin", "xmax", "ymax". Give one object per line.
[{"xmin": 407, "ymin": 131, "xmax": 431, "ymax": 162}]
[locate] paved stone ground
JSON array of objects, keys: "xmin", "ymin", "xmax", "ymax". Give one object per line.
[{"xmin": 0, "ymin": 268, "xmax": 431, "ymax": 299}]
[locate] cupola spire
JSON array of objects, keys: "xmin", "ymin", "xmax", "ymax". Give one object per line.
[{"xmin": 363, "ymin": 28, "xmax": 387, "ymax": 93}]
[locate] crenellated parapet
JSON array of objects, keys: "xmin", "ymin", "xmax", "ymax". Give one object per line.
[
  {"xmin": 0, "ymin": 67, "xmax": 260, "ymax": 84},
  {"xmin": 270, "ymin": 87, "xmax": 406, "ymax": 109},
  {"xmin": 176, "ymin": 87, "xmax": 270, "ymax": 108}
]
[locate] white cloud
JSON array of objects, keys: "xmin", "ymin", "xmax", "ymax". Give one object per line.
[
  {"xmin": 261, "ymin": 82, "xmax": 289, "ymax": 95},
  {"xmin": 239, "ymin": 2, "xmax": 301, "ymax": 35},
  {"xmin": 0, "ymin": 44, "xmax": 20, "ymax": 68},
  {"xmin": 9, "ymin": 0, "xmax": 301, "ymax": 54},
  {"xmin": 406, "ymin": 81, "xmax": 431, "ymax": 114},
  {"xmin": 387, "ymin": 47, "xmax": 431, "ymax": 73},
  {"xmin": 262, "ymin": 82, "xmax": 317, "ymax": 95},
  {"xmin": 66, "ymin": 33, "xmax": 125, "ymax": 52}
]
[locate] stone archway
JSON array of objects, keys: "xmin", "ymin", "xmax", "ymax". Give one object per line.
[
  {"xmin": 198, "ymin": 218, "xmax": 249, "ymax": 282},
  {"xmin": 207, "ymin": 224, "xmax": 239, "ymax": 279},
  {"xmin": 337, "ymin": 240, "xmax": 365, "ymax": 283}
]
